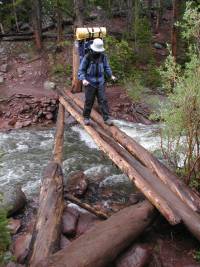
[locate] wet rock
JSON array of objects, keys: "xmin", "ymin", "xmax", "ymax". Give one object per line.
[
  {"xmin": 7, "ymin": 218, "xmax": 21, "ymax": 234},
  {"xmin": 22, "ymin": 120, "xmax": 32, "ymax": 127},
  {"xmin": 65, "ymin": 171, "xmax": 88, "ymax": 197},
  {"xmin": 45, "ymin": 112, "xmax": 53, "ymax": 120},
  {"xmin": 0, "ymin": 63, "xmax": 8, "ymax": 73},
  {"xmin": 0, "ymin": 186, "xmax": 27, "ymax": 216},
  {"xmin": 0, "ymin": 76, "xmax": 4, "ymax": 84},
  {"xmin": 116, "ymin": 244, "xmax": 152, "ymax": 267},
  {"xmin": 62, "ymin": 206, "xmax": 80, "ymax": 236},
  {"xmin": 60, "ymin": 235, "xmax": 71, "ymax": 249},
  {"xmin": 44, "ymin": 81, "xmax": 56, "ymax": 90},
  {"xmin": 76, "ymin": 211, "xmax": 100, "ymax": 237},
  {"xmin": 12, "ymin": 233, "xmax": 32, "ymax": 264},
  {"xmin": 17, "ymin": 67, "xmax": 26, "ymax": 76},
  {"xmin": 8, "ymin": 117, "xmax": 18, "ymax": 126},
  {"xmin": 15, "ymin": 121, "xmax": 24, "ymax": 129}
]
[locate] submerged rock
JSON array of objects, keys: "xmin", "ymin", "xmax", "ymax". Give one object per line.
[{"xmin": 0, "ymin": 186, "xmax": 27, "ymax": 216}]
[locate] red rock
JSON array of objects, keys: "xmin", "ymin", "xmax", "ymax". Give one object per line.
[
  {"xmin": 60, "ymin": 235, "xmax": 71, "ymax": 249},
  {"xmin": 8, "ymin": 117, "xmax": 18, "ymax": 126},
  {"xmin": 62, "ymin": 206, "xmax": 80, "ymax": 236},
  {"xmin": 22, "ymin": 120, "xmax": 32, "ymax": 127},
  {"xmin": 7, "ymin": 218, "xmax": 21, "ymax": 234},
  {"xmin": 76, "ymin": 211, "xmax": 100, "ymax": 237},
  {"xmin": 116, "ymin": 244, "xmax": 152, "ymax": 267},
  {"xmin": 65, "ymin": 171, "xmax": 88, "ymax": 197},
  {"xmin": 12, "ymin": 233, "xmax": 32, "ymax": 263},
  {"xmin": 45, "ymin": 113, "xmax": 53, "ymax": 120},
  {"xmin": 15, "ymin": 121, "xmax": 24, "ymax": 129}
]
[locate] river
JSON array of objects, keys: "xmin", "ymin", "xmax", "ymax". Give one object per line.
[{"xmin": 0, "ymin": 120, "xmax": 161, "ymax": 199}]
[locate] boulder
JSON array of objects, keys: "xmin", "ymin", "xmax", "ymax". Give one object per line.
[
  {"xmin": 12, "ymin": 233, "xmax": 32, "ymax": 264},
  {"xmin": 60, "ymin": 235, "xmax": 71, "ymax": 250},
  {"xmin": 62, "ymin": 206, "xmax": 80, "ymax": 236},
  {"xmin": 65, "ymin": 171, "xmax": 88, "ymax": 197},
  {"xmin": 154, "ymin": 42, "xmax": 164, "ymax": 49},
  {"xmin": 45, "ymin": 113, "xmax": 53, "ymax": 120},
  {"xmin": 0, "ymin": 63, "xmax": 8, "ymax": 73},
  {"xmin": 44, "ymin": 81, "xmax": 56, "ymax": 90},
  {"xmin": 0, "ymin": 186, "xmax": 27, "ymax": 216},
  {"xmin": 22, "ymin": 120, "xmax": 32, "ymax": 127},
  {"xmin": 7, "ymin": 218, "xmax": 21, "ymax": 234},
  {"xmin": 76, "ymin": 211, "xmax": 100, "ymax": 237},
  {"xmin": 116, "ymin": 244, "xmax": 152, "ymax": 267},
  {"xmin": 0, "ymin": 76, "xmax": 4, "ymax": 84},
  {"xmin": 20, "ymin": 23, "xmax": 30, "ymax": 31}
]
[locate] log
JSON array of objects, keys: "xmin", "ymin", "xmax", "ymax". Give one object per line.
[
  {"xmin": 65, "ymin": 90, "xmax": 200, "ymax": 213},
  {"xmin": 52, "ymin": 103, "xmax": 65, "ymax": 164},
  {"xmin": 29, "ymin": 104, "xmax": 65, "ymax": 266},
  {"xmin": 59, "ymin": 96, "xmax": 180, "ymax": 225},
  {"xmin": 35, "ymin": 201, "xmax": 156, "ymax": 267},
  {"xmin": 65, "ymin": 193, "xmax": 108, "ymax": 220},
  {"xmin": 71, "ymin": 41, "xmax": 82, "ymax": 93},
  {"xmin": 29, "ymin": 162, "xmax": 64, "ymax": 266},
  {"xmin": 59, "ymin": 96, "xmax": 200, "ymax": 241}
]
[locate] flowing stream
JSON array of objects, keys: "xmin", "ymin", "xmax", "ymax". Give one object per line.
[{"xmin": 0, "ymin": 120, "xmax": 161, "ymax": 199}]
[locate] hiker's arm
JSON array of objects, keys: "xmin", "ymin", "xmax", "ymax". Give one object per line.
[
  {"xmin": 78, "ymin": 56, "xmax": 88, "ymax": 81},
  {"xmin": 103, "ymin": 56, "xmax": 112, "ymax": 78}
]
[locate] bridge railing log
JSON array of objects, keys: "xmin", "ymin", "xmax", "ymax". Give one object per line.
[
  {"xmin": 28, "ymin": 103, "xmax": 65, "ymax": 267},
  {"xmin": 64, "ymin": 90, "xmax": 200, "ymax": 213}
]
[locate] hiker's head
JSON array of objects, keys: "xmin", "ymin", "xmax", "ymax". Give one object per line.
[{"xmin": 90, "ymin": 38, "xmax": 105, "ymax": 54}]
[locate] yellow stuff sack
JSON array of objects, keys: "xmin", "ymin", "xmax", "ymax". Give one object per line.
[{"xmin": 75, "ymin": 27, "xmax": 106, "ymax": 41}]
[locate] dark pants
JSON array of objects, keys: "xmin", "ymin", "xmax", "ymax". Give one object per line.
[{"xmin": 83, "ymin": 84, "xmax": 110, "ymax": 121}]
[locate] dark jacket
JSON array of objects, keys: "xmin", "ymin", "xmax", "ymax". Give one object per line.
[{"xmin": 78, "ymin": 52, "xmax": 112, "ymax": 87}]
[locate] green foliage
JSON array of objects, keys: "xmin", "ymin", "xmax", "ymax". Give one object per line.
[
  {"xmin": 159, "ymin": 46, "xmax": 182, "ymax": 93},
  {"xmin": 52, "ymin": 63, "xmax": 64, "ymax": 75},
  {"xmin": 124, "ymin": 75, "xmax": 143, "ymax": 102},
  {"xmin": 0, "ymin": 200, "xmax": 11, "ymax": 265},
  {"xmin": 194, "ymin": 249, "xmax": 200, "ymax": 262},
  {"xmin": 105, "ymin": 36, "xmax": 135, "ymax": 80}
]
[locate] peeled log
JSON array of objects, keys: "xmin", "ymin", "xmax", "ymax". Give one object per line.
[
  {"xmin": 59, "ymin": 96, "xmax": 180, "ymax": 225},
  {"xmin": 35, "ymin": 201, "xmax": 155, "ymax": 267},
  {"xmin": 65, "ymin": 90, "xmax": 200, "ymax": 213}
]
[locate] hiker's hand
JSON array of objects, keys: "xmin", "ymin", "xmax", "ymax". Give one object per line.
[
  {"xmin": 83, "ymin": 79, "xmax": 89, "ymax": 86},
  {"xmin": 111, "ymin": 75, "xmax": 117, "ymax": 82}
]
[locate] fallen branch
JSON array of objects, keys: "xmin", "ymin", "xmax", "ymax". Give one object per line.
[{"xmin": 65, "ymin": 193, "xmax": 108, "ymax": 220}]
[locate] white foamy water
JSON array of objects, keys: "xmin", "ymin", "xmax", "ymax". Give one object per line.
[{"xmin": 0, "ymin": 121, "xmax": 161, "ymax": 199}]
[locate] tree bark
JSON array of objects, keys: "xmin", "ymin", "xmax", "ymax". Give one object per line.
[
  {"xmin": 155, "ymin": 0, "xmax": 163, "ymax": 33},
  {"xmin": 28, "ymin": 104, "xmax": 65, "ymax": 266},
  {"xmin": 65, "ymin": 90, "xmax": 200, "ymax": 213},
  {"xmin": 74, "ymin": 0, "xmax": 84, "ymax": 27},
  {"xmin": 35, "ymin": 201, "xmax": 156, "ymax": 267},
  {"xmin": 71, "ymin": 41, "xmax": 82, "ymax": 93},
  {"xmin": 31, "ymin": 0, "xmax": 42, "ymax": 50}
]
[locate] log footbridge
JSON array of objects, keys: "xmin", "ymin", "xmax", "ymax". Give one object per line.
[{"xmin": 28, "ymin": 88, "xmax": 200, "ymax": 267}]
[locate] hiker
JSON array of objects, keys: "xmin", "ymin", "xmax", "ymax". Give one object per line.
[{"xmin": 78, "ymin": 38, "xmax": 116, "ymax": 126}]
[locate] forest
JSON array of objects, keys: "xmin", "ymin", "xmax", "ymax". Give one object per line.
[{"xmin": 0, "ymin": 0, "xmax": 200, "ymax": 266}]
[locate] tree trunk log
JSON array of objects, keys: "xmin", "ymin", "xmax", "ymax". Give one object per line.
[
  {"xmin": 29, "ymin": 104, "xmax": 65, "ymax": 266},
  {"xmin": 59, "ymin": 96, "xmax": 180, "ymax": 225},
  {"xmin": 59, "ymin": 95, "xmax": 200, "ymax": 241},
  {"xmin": 28, "ymin": 162, "xmax": 64, "ymax": 266},
  {"xmin": 31, "ymin": 0, "xmax": 42, "ymax": 50},
  {"xmin": 52, "ymin": 103, "xmax": 65, "ymax": 164},
  {"xmin": 35, "ymin": 201, "xmax": 156, "ymax": 267},
  {"xmin": 65, "ymin": 90, "xmax": 200, "ymax": 213}
]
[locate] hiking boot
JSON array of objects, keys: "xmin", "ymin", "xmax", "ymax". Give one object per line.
[
  {"xmin": 84, "ymin": 118, "xmax": 91, "ymax": 126},
  {"xmin": 104, "ymin": 119, "xmax": 113, "ymax": 126}
]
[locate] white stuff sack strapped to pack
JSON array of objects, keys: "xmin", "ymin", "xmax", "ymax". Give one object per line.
[{"xmin": 75, "ymin": 27, "xmax": 106, "ymax": 41}]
